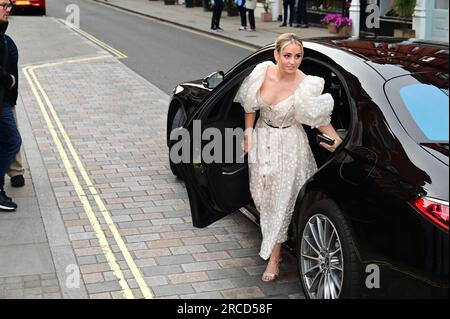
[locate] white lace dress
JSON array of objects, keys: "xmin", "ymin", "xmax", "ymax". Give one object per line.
[{"xmin": 234, "ymin": 61, "xmax": 334, "ymax": 260}]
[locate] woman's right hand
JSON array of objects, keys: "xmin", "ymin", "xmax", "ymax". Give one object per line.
[{"xmin": 242, "ymin": 133, "xmax": 252, "ymax": 156}]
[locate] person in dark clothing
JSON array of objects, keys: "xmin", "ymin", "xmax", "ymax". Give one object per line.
[
  {"xmin": 210, "ymin": 0, "xmax": 224, "ymax": 31},
  {"xmin": 236, "ymin": 0, "xmax": 247, "ymax": 30},
  {"xmin": 5, "ymin": 33, "xmax": 24, "ymax": 188},
  {"xmin": 295, "ymin": 0, "xmax": 309, "ymax": 28},
  {"xmin": 243, "ymin": 0, "xmax": 256, "ymax": 31},
  {"xmin": 280, "ymin": 0, "xmax": 295, "ymax": 27},
  {"xmin": 0, "ymin": 0, "xmax": 22, "ymax": 212},
  {"xmin": 342, "ymin": 0, "xmax": 351, "ymax": 17}
]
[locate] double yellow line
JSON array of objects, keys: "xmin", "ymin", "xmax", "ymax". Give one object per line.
[
  {"xmin": 57, "ymin": 18, "xmax": 127, "ymax": 59},
  {"xmin": 23, "ymin": 56, "xmax": 152, "ymax": 299}
]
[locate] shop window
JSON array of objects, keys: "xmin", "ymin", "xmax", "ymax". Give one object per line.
[
  {"xmin": 305, "ymin": 0, "xmax": 350, "ymax": 25},
  {"xmin": 307, "ymin": 0, "xmax": 345, "ymax": 13},
  {"xmin": 435, "ymin": 0, "xmax": 449, "ymax": 10}
]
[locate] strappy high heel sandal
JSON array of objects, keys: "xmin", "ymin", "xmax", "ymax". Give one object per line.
[{"xmin": 261, "ymin": 258, "xmax": 282, "ymax": 282}]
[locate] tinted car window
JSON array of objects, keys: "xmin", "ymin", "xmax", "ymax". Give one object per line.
[
  {"xmin": 400, "ymin": 84, "xmax": 448, "ymax": 141},
  {"xmin": 385, "ymin": 73, "xmax": 450, "ymax": 143}
]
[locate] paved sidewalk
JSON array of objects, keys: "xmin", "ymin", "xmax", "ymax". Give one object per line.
[
  {"xmin": 1, "ymin": 16, "xmax": 100, "ymax": 299},
  {"xmin": 95, "ymin": 0, "xmax": 330, "ymax": 48},
  {"xmin": 2, "ymin": 15, "xmax": 304, "ymax": 299}
]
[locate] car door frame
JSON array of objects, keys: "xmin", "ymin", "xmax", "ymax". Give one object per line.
[{"xmin": 179, "ymin": 51, "xmax": 273, "ymax": 227}]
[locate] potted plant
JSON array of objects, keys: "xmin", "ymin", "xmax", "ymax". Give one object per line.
[
  {"xmin": 393, "ymin": 0, "xmax": 416, "ymax": 38},
  {"xmin": 335, "ymin": 16, "xmax": 353, "ymax": 36},
  {"xmin": 321, "ymin": 13, "xmax": 341, "ymax": 33},
  {"xmin": 261, "ymin": 0, "xmax": 272, "ymax": 22}
]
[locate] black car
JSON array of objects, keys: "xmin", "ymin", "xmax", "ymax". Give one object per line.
[{"xmin": 166, "ymin": 38, "xmax": 449, "ymax": 299}]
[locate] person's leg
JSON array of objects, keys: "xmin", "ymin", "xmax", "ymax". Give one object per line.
[
  {"xmin": 7, "ymin": 153, "xmax": 23, "ymax": 178},
  {"xmin": 281, "ymin": 0, "xmax": 288, "ymax": 25},
  {"xmin": 0, "ymin": 104, "xmax": 22, "ymax": 211},
  {"xmin": 211, "ymin": 5, "xmax": 218, "ymax": 29},
  {"xmin": 300, "ymin": 0, "xmax": 309, "ymax": 26},
  {"xmin": 7, "ymin": 106, "xmax": 25, "ymax": 187},
  {"xmin": 248, "ymin": 9, "xmax": 255, "ymax": 30},
  {"xmin": 295, "ymin": 0, "xmax": 302, "ymax": 25},
  {"xmin": 239, "ymin": 5, "xmax": 247, "ymax": 28},
  {"xmin": 288, "ymin": 0, "xmax": 295, "ymax": 26},
  {"xmin": 216, "ymin": 3, "xmax": 224, "ymax": 29},
  {"xmin": 262, "ymin": 243, "xmax": 282, "ymax": 281}
]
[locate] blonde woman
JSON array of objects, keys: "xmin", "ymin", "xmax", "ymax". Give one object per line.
[{"xmin": 235, "ymin": 33, "xmax": 342, "ymax": 282}]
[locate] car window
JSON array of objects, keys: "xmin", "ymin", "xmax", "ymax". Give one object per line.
[
  {"xmin": 301, "ymin": 59, "xmax": 351, "ymax": 131},
  {"xmin": 385, "ymin": 74, "xmax": 449, "ymax": 143},
  {"xmin": 400, "ymin": 84, "xmax": 448, "ymax": 141}
]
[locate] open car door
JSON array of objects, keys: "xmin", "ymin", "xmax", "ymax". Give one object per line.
[{"xmin": 181, "ymin": 75, "xmax": 254, "ymax": 228}]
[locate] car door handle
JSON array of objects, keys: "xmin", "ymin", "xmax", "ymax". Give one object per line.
[{"xmin": 222, "ymin": 165, "xmax": 246, "ymax": 176}]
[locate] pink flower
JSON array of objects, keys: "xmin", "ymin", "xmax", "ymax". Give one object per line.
[
  {"xmin": 321, "ymin": 14, "xmax": 342, "ymax": 25},
  {"xmin": 334, "ymin": 17, "xmax": 353, "ymax": 29}
]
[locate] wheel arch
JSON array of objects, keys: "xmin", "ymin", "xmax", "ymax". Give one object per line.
[
  {"xmin": 166, "ymin": 97, "xmax": 188, "ymax": 147},
  {"xmin": 292, "ymin": 183, "xmax": 366, "ymax": 298},
  {"xmin": 291, "ymin": 183, "xmax": 352, "ymax": 245}
]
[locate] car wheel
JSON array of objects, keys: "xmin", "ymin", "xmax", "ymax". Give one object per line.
[
  {"xmin": 297, "ymin": 199, "xmax": 361, "ymax": 299},
  {"xmin": 168, "ymin": 105, "xmax": 187, "ymax": 179},
  {"xmin": 35, "ymin": 7, "xmax": 46, "ymax": 15}
]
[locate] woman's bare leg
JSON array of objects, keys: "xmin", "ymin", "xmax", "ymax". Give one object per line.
[{"xmin": 262, "ymin": 243, "xmax": 282, "ymax": 281}]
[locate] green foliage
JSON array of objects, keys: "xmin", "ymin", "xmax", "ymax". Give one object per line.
[
  {"xmin": 394, "ymin": 0, "xmax": 416, "ymax": 17},
  {"xmin": 224, "ymin": 0, "xmax": 236, "ymax": 9},
  {"xmin": 263, "ymin": 0, "xmax": 270, "ymax": 13}
]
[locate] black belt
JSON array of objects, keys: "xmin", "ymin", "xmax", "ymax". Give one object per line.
[{"xmin": 264, "ymin": 121, "xmax": 292, "ymax": 129}]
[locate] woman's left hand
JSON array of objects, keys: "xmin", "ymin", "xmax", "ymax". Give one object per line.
[{"xmin": 320, "ymin": 137, "xmax": 342, "ymax": 152}]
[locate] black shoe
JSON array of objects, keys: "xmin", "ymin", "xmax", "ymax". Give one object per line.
[
  {"xmin": 0, "ymin": 189, "xmax": 12, "ymax": 202},
  {"xmin": 11, "ymin": 175, "xmax": 25, "ymax": 188},
  {"xmin": 300, "ymin": 24, "xmax": 310, "ymax": 28},
  {"xmin": 280, "ymin": 23, "xmax": 287, "ymax": 27},
  {"xmin": 0, "ymin": 190, "xmax": 17, "ymax": 211}
]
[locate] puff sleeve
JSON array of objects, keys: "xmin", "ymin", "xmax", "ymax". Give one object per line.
[
  {"xmin": 234, "ymin": 61, "xmax": 273, "ymax": 113},
  {"xmin": 294, "ymin": 76, "xmax": 334, "ymax": 128}
]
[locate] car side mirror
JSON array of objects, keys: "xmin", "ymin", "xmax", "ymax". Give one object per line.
[{"xmin": 203, "ymin": 71, "xmax": 224, "ymax": 89}]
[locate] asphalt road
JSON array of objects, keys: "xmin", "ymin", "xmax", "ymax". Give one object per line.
[{"xmin": 45, "ymin": 0, "xmax": 252, "ymax": 93}]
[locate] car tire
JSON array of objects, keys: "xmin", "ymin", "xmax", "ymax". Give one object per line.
[
  {"xmin": 297, "ymin": 199, "xmax": 361, "ymax": 299},
  {"xmin": 35, "ymin": 7, "xmax": 46, "ymax": 15},
  {"xmin": 168, "ymin": 105, "xmax": 186, "ymax": 179}
]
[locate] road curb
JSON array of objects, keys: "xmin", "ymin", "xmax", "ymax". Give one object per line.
[{"xmin": 93, "ymin": 0, "xmax": 262, "ymax": 50}]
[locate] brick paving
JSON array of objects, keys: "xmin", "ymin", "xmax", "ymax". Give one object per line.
[{"xmin": 2, "ymin": 15, "xmax": 305, "ymax": 299}]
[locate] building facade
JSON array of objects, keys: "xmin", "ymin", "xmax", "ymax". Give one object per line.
[{"xmin": 267, "ymin": 0, "xmax": 448, "ymax": 43}]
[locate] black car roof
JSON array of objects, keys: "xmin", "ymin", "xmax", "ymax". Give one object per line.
[{"xmin": 303, "ymin": 37, "xmax": 449, "ymax": 85}]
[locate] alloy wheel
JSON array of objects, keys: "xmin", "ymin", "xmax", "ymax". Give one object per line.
[{"xmin": 300, "ymin": 214, "xmax": 344, "ymax": 299}]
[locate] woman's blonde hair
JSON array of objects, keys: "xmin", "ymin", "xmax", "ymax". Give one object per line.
[{"xmin": 275, "ymin": 33, "xmax": 304, "ymax": 55}]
